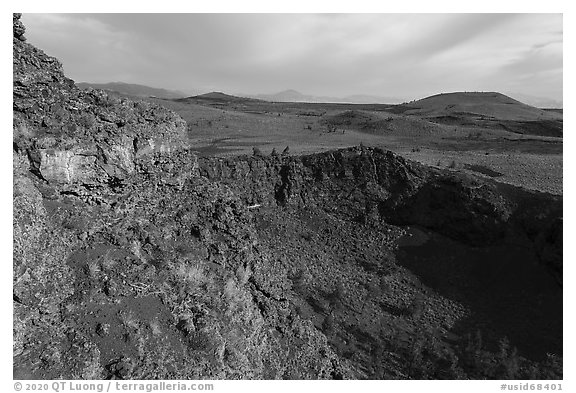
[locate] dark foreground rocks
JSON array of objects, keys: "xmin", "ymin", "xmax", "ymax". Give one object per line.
[{"xmin": 13, "ymin": 14, "xmax": 562, "ymax": 379}]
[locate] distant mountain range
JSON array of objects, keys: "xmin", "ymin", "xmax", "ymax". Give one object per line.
[
  {"xmin": 245, "ymin": 89, "xmax": 405, "ymax": 104},
  {"xmin": 504, "ymin": 92, "xmax": 562, "ymax": 109},
  {"xmin": 74, "ymin": 82, "xmax": 563, "ymax": 109},
  {"xmin": 76, "ymin": 82, "xmax": 189, "ymax": 100},
  {"xmin": 249, "ymin": 90, "xmax": 563, "ymax": 108}
]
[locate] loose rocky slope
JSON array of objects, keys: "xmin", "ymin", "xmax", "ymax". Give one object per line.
[
  {"xmin": 13, "ymin": 14, "xmax": 562, "ymax": 380},
  {"xmin": 393, "ymin": 92, "xmax": 563, "ymax": 137},
  {"xmin": 13, "ymin": 14, "xmax": 347, "ymax": 379}
]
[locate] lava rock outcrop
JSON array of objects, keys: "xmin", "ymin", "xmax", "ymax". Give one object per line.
[{"xmin": 13, "ymin": 14, "xmax": 348, "ymax": 379}]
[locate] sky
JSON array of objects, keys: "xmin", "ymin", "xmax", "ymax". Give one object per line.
[{"xmin": 21, "ymin": 13, "xmax": 563, "ymax": 103}]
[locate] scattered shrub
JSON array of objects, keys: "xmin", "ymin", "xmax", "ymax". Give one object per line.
[
  {"xmin": 119, "ymin": 310, "xmax": 139, "ymax": 330},
  {"xmin": 174, "ymin": 262, "xmax": 206, "ymax": 288},
  {"xmin": 149, "ymin": 319, "xmax": 162, "ymax": 336},
  {"xmin": 235, "ymin": 263, "xmax": 252, "ymax": 284}
]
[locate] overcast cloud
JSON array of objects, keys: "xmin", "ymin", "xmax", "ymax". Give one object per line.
[{"xmin": 21, "ymin": 13, "xmax": 562, "ymax": 102}]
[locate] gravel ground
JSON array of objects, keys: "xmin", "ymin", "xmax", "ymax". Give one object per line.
[{"xmin": 398, "ymin": 148, "xmax": 562, "ymax": 195}]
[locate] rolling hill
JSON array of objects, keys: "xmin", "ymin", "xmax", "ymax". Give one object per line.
[
  {"xmin": 392, "ymin": 92, "xmax": 562, "ymax": 137},
  {"xmin": 182, "ymin": 91, "xmax": 263, "ymax": 103},
  {"xmin": 399, "ymin": 92, "xmax": 561, "ymax": 122},
  {"xmin": 169, "ymin": 92, "xmax": 267, "ymax": 112},
  {"xmin": 251, "ymin": 89, "xmax": 403, "ymax": 104}
]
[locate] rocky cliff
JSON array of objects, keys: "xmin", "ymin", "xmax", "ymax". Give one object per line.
[
  {"xmin": 196, "ymin": 149, "xmax": 561, "ymax": 283},
  {"xmin": 13, "ymin": 13, "xmax": 188, "ymax": 186}
]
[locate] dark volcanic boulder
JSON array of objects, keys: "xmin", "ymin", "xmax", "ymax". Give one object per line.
[
  {"xmin": 379, "ymin": 172, "xmax": 512, "ymax": 245},
  {"xmin": 13, "ymin": 13, "xmax": 26, "ymax": 40}
]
